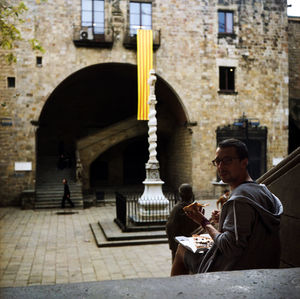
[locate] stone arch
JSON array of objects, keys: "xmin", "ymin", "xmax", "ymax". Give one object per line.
[
  {"xmin": 77, "ymin": 117, "xmax": 147, "ymax": 189},
  {"xmin": 37, "ymin": 62, "xmax": 192, "ymax": 191}
]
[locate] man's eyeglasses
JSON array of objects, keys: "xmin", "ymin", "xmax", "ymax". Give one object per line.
[{"xmin": 212, "ymin": 157, "xmax": 240, "ymax": 166}]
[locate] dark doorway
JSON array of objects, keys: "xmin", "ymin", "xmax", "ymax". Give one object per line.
[
  {"xmin": 90, "ymin": 160, "xmax": 109, "ymax": 187},
  {"xmin": 247, "ymin": 139, "xmax": 263, "ymax": 180},
  {"xmin": 216, "ymin": 117, "xmax": 267, "ymax": 180},
  {"xmin": 123, "ymin": 137, "xmax": 148, "ymax": 184},
  {"xmin": 289, "ymin": 99, "xmax": 300, "ymax": 154}
]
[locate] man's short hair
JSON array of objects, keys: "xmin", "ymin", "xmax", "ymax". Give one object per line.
[
  {"xmin": 179, "ymin": 183, "xmax": 193, "ymax": 199},
  {"xmin": 218, "ymin": 138, "xmax": 248, "ymax": 160}
]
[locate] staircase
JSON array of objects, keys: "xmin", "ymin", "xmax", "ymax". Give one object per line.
[
  {"xmin": 257, "ymin": 146, "xmax": 300, "ymax": 267},
  {"xmin": 35, "ymin": 156, "xmax": 84, "ymax": 209}
]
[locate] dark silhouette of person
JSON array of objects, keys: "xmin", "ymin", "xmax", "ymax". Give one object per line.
[
  {"xmin": 166, "ymin": 183, "xmax": 200, "ymax": 263},
  {"xmin": 61, "ymin": 178, "xmax": 74, "ymax": 208}
]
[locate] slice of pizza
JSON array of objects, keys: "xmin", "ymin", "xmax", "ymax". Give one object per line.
[{"xmin": 183, "ymin": 202, "xmax": 209, "ymax": 212}]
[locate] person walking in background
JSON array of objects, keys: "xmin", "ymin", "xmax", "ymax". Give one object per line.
[
  {"xmin": 166, "ymin": 183, "xmax": 200, "ymax": 263},
  {"xmin": 61, "ymin": 178, "xmax": 74, "ymax": 208}
]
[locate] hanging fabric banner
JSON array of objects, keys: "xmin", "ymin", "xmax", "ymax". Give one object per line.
[{"xmin": 137, "ymin": 29, "xmax": 153, "ymax": 120}]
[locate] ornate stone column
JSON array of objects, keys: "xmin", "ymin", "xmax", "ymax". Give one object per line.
[{"xmin": 138, "ymin": 69, "xmax": 169, "ymax": 221}]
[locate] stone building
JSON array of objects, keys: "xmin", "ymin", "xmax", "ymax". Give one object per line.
[{"xmin": 0, "ymin": 0, "xmax": 289, "ymax": 206}]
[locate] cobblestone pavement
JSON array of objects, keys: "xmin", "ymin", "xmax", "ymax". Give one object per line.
[{"xmin": 0, "ymin": 199, "xmax": 217, "ymax": 288}]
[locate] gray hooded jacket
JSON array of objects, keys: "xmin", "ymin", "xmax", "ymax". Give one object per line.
[{"xmin": 198, "ymin": 182, "xmax": 283, "ymax": 273}]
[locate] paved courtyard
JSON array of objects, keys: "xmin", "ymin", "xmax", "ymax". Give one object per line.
[{"xmin": 0, "ymin": 199, "xmax": 217, "ymax": 288}]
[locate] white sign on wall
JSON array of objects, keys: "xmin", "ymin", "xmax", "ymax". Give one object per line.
[{"xmin": 15, "ymin": 162, "xmax": 32, "ymax": 171}]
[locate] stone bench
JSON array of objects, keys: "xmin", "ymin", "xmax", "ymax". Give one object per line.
[{"xmin": 1, "ymin": 268, "xmax": 299, "ymax": 299}]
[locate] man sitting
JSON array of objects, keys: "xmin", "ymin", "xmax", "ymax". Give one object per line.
[{"xmin": 171, "ymin": 139, "xmax": 283, "ymax": 275}]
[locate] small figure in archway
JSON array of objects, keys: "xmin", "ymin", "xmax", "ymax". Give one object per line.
[
  {"xmin": 76, "ymin": 158, "xmax": 83, "ymax": 183},
  {"xmin": 61, "ymin": 178, "xmax": 74, "ymax": 208}
]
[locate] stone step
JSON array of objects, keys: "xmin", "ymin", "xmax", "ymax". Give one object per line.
[
  {"xmin": 35, "ymin": 196, "xmax": 83, "ymax": 201},
  {"xmin": 36, "ymin": 193, "xmax": 83, "ymax": 197},
  {"xmin": 37, "ymin": 175, "xmax": 75, "ymax": 184},
  {"xmin": 35, "ymin": 204, "xmax": 83, "ymax": 209},
  {"xmin": 35, "ymin": 155, "xmax": 83, "ymax": 209},
  {"xmin": 35, "ymin": 200, "xmax": 83, "ymax": 205},
  {"xmin": 36, "ymin": 192, "xmax": 83, "ymax": 198},
  {"xmin": 90, "ymin": 223, "xmax": 168, "ymax": 247},
  {"xmin": 35, "ymin": 200, "xmax": 83, "ymax": 209},
  {"xmin": 36, "ymin": 188, "xmax": 82, "ymax": 194},
  {"xmin": 37, "ymin": 184, "xmax": 81, "ymax": 189},
  {"xmin": 100, "ymin": 220, "xmax": 167, "ymax": 241},
  {"xmin": 36, "ymin": 187, "xmax": 82, "ymax": 197},
  {"xmin": 36, "ymin": 197, "xmax": 83, "ymax": 202}
]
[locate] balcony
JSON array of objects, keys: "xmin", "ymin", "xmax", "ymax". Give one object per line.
[
  {"xmin": 73, "ymin": 26, "xmax": 114, "ymax": 48},
  {"xmin": 123, "ymin": 28, "xmax": 161, "ymax": 50}
]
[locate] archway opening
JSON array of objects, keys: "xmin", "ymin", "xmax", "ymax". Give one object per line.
[
  {"xmin": 37, "ymin": 63, "xmax": 190, "ymax": 192},
  {"xmin": 123, "ymin": 136, "xmax": 148, "ymax": 185}
]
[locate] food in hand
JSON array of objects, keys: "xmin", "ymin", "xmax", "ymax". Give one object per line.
[{"xmin": 183, "ymin": 202, "xmax": 209, "ymax": 212}]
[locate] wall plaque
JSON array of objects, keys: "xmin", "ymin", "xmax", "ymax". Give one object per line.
[{"xmin": 15, "ymin": 162, "xmax": 32, "ymax": 171}]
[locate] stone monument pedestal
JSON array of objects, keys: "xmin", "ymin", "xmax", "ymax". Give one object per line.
[{"xmin": 138, "ymin": 164, "xmax": 169, "ymax": 222}]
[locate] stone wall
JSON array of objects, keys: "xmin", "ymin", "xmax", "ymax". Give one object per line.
[
  {"xmin": 257, "ymin": 147, "xmax": 300, "ymax": 267},
  {"xmin": 0, "ymin": 0, "xmax": 289, "ymax": 205},
  {"xmin": 288, "ymin": 17, "xmax": 300, "ymax": 99},
  {"xmin": 166, "ymin": 126, "xmax": 192, "ymax": 192}
]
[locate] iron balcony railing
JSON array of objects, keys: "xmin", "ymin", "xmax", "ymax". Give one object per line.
[
  {"xmin": 73, "ymin": 25, "xmax": 114, "ymax": 48},
  {"xmin": 123, "ymin": 27, "xmax": 161, "ymax": 50}
]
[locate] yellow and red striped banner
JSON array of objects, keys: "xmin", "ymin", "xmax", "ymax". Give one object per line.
[{"xmin": 137, "ymin": 29, "xmax": 153, "ymax": 120}]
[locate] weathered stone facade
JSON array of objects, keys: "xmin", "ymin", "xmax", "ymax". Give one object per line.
[{"xmin": 0, "ymin": 0, "xmax": 289, "ymax": 205}]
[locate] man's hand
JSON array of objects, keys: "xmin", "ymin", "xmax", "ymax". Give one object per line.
[
  {"xmin": 211, "ymin": 210, "xmax": 220, "ymax": 224},
  {"xmin": 185, "ymin": 206, "xmax": 221, "ymax": 240},
  {"xmin": 184, "ymin": 205, "xmax": 206, "ymax": 225}
]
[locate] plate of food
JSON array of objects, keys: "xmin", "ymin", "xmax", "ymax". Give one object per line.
[
  {"xmin": 192, "ymin": 234, "xmax": 214, "ymax": 249},
  {"xmin": 175, "ymin": 233, "xmax": 213, "ymax": 253}
]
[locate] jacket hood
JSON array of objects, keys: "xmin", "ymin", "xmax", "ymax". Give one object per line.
[{"xmin": 227, "ymin": 182, "xmax": 283, "ymax": 232}]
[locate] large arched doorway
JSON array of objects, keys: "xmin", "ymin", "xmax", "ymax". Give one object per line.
[{"xmin": 37, "ymin": 63, "xmax": 190, "ymax": 193}]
